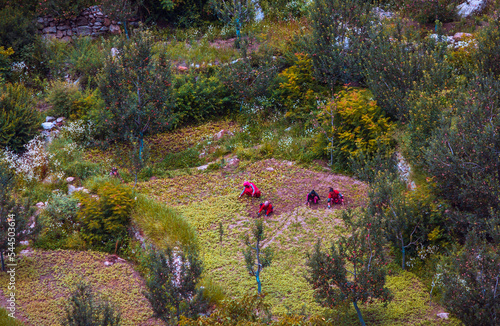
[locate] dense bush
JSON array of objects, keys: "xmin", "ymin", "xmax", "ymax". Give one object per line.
[
  {"xmin": 423, "ymin": 75, "xmax": 500, "ymax": 237},
  {"xmin": 77, "ymin": 182, "xmax": 134, "ymax": 252},
  {"xmin": 364, "ymin": 23, "xmax": 453, "ymax": 121},
  {"xmin": 400, "ymin": 0, "xmax": 460, "ymax": 24},
  {"xmin": 474, "ymin": 19, "xmax": 500, "ymax": 78},
  {"xmin": 34, "ymin": 191, "xmax": 82, "ymax": 250},
  {"xmin": 317, "ymin": 88, "xmax": 395, "ymax": 168},
  {"xmin": 173, "ymin": 71, "xmax": 237, "ymax": 126},
  {"xmin": 310, "ymin": 0, "xmax": 373, "ymax": 87},
  {"xmin": 274, "ymin": 53, "xmax": 324, "ymax": 121},
  {"xmin": 260, "ymin": 0, "xmax": 310, "ymax": 21},
  {"xmin": 144, "ymin": 246, "xmax": 207, "ymax": 324},
  {"xmin": 0, "ymin": 4, "xmax": 37, "ymax": 63},
  {"xmin": 67, "ymin": 37, "xmax": 109, "ymax": 89},
  {"xmin": 0, "ymin": 83, "xmax": 42, "ymax": 152},
  {"xmin": 62, "ymin": 283, "xmax": 121, "ymax": 326},
  {"xmin": 36, "ymin": 0, "xmax": 97, "ymax": 19}
]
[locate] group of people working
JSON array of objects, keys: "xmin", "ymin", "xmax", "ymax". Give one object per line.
[{"xmin": 238, "ymin": 181, "xmax": 344, "ymax": 217}]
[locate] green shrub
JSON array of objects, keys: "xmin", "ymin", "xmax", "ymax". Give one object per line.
[
  {"xmin": 364, "ymin": 23, "xmax": 453, "ymax": 121},
  {"xmin": 0, "ymin": 82, "xmax": 42, "ymax": 152},
  {"xmin": 36, "ymin": 0, "xmax": 97, "ymax": 19},
  {"xmin": 0, "ymin": 46, "xmax": 14, "ymax": 82},
  {"xmin": 62, "ymin": 283, "xmax": 121, "ymax": 326},
  {"xmin": 158, "ymin": 147, "xmax": 203, "ymax": 170},
  {"xmin": 400, "ymin": 0, "xmax": 460, "ymax": 24},
  {"xmin": 173, "ymin": 72, "xmax": 237, "ymax": 126},
  {"xmin": 260, "ymin": 0, "xmax": 310, "ymax": 21},
  {"xmin": 34, "ymin": 191, "xmax": 81, "ymax": 250},
  {"xmin": 317, "ymin": 88, "xmax": 395, "ymax": 167},
  {"xmin": 67, "ymin": 37, "xmax": 108, "ymax": 89},
  {"xmin": 78, "ymin": 182, "xmax": 134, "ymax": 252},
  {"xmin": 310, "ymin": 0, "xmax": 373, "ymax": 87},
  {"xmin": 46, "ymin": 80, "xmax": 84, "ymax": 119},
  {"xmin": 474, "ymin": 19, "xmax": 500, "ymax": 78},
  {"xmin": 0, "ymin": 4, "xmax": 37, "ymax": 63}
]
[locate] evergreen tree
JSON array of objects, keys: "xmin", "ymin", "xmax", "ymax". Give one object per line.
[
  {"xmin": 144, "ymin": 246, "xmax": 207, "ymax": 325},
  {"xmin": 310, "ymin": 0, "xmax": 373, "ymax": 87},
  {"xmin": 96, "ymin": 29, "xmax": 173, "ymax": 162},
  {"xmin": 306, "ymin": 209, "xmax": 392, "ymax": 326},
  {"xmin": 62, "ymin": 283, "xmax": 121, "ymax": 326}
]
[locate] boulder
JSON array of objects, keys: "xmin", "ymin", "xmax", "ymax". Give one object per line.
[
  {"xmin": 42, "ymin": 26, "xmax": 57, "ymax": 34},
  {"xmin": 56, "ymin": 30, "xmax": 65, "ymax": 38},
  {"xmin": 66, "ymin": 176, "xmax": 75, "ymax": 183},
  {"xmin": 457, "ymin": 0, "xmax": 486, "ymax": 18},
  {"xmin": 104, "ymin": 18, "xmax": 111, "ymax": 26},
  {"xmin": 77, "ymin": 26, "xmax": 92, "ymax": 36},
  {"xmin": 213, "ymin": 129, "xmax": 234, "ymax": 141},
  {"xmin": 68, "ymin": 184, "xmax": 77, "ymax": 195},
  {"xmin": 436, "ymin": 313, "xmax": 449, "ymax": 319},
  {"xmin": 36, "ymin": 202, "xmax": 45, "ymax": 208},
  {"xmin": 109, "ymin": 24, "xmax": 121, "ymax": 34},
  {"xmin": 46, "ymin": 116, "xmax": 56, "ymax": 122},
  {"xmin": 197, "ymin": 164, "xmax": 209, "ymax": 170},
  {"xmin": 76, "ymin": 16, "xmax": 88, "ymax": 26},
  {"xmin": 56, "ymin": 117, "xmax": 64, "ymax": 123},
  {"xmin": 42, "ymin": 122, "xmax": 55, "ymax": 130},
  {"xmin": 453, "ymin": 32, "xmax": 473, "ymax": 41}
]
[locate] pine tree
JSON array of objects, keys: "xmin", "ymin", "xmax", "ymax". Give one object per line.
[
  {"xmin": 62, "ymin": 283, "xmax": 121, "ymax": 326},
  {"xmin": 144, "ymin": 246, "xmax": 207, "ymax": 325},
  {"xmin": 305, "ymin": 209, "xmax": 392, "ymax": 326}
]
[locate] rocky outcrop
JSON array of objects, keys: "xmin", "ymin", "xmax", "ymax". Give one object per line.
[{"xmin": 37, "ymin": 6, "xmax": 122, "ymax": 41}]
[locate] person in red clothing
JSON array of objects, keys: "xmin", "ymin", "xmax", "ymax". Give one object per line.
[
  {"xmin": 258, "ymin": 201, "xmax": 274, "ymax": 217},
  {"xmin": 327, "ymin": 187, "xmax": 344, "ymax": 208},
  {"xmin": 238, "ymin": 181, "xmax": 261, "ymax": 198}
]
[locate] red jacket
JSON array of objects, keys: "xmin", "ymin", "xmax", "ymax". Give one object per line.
[
  {"xmin": 259, "ymin": 203, "xmax": 273, "ymax": 215},
  {"xmin": 328, "ymin": 189, "xmax": 340, "ymax": 199},
  {"xmin": 241, "ymin": 182, "xmax": 261, "ymax": 197}
]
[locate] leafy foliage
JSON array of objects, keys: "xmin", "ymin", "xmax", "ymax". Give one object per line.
[
  {"xmin": 144, "ymin": 246, "xmax": 207, "ymax": 325},
  {"xmin": 305, "ymin": 209, "xmax": 392, "ymax": 325},
  {"xmin": 474, "ymin": 19, "xmax": 500, "ymax": 78},
  {"xmin": 364, "ymin": 22, "xmax": 453, "ymax": 121},
  {"xmin": 96, "ymin": 29, "xmax": 173, "ymax": 143},
  {"xmin": 173, "ymin": 71, "xmax": 237, "ymax": 125},
  {"xmin": 423, "ymin": 75, "xmax": 500, "ymax": 236},
  {"xmin": 317, "ymin": 88, "xmax": 395, "ymax": 168},
  {"xmin": 0, "ymin": 83, "xmax": 41, "ymax": 152},
  {"xmin": 310, "ymin": 0, "xmax": 373, "ymax": 87},
  {"xmin": 62, "ymin": 283, "xmax": 121, "ymax": 326},
  {"xmin": 400, "ymin": 0, "xmax": 460, "ymax": 24},
  {"xmin": 77, "ymin": 182, "xmax": 134, "ymax": 252}
]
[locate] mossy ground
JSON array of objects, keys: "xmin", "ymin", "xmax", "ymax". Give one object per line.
[{"xmin": 0, "ymin": 250, "xmax": 162, "ymax": 326}]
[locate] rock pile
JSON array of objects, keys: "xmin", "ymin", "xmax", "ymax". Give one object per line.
[{"xmin": 37, "ymin": 5, "xmax": 121, "ymax": 41}]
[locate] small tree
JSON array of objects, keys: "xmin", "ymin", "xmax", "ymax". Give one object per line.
[
  {"xmin": 305, "ymin": 209, "xmax": 392, "ymax": 326},
  {"xmin": 242, "ymin": 219, "xmax": 273, "ymax": 294},
  {"xmin": 97, "ymin": 29, "xmax": 173, "ymax": 163},
  {"xmin": 62, "ymin": 283, "xmax": 121, "ymax": 326},
  {"xmin": 210, "ymin": 0, "xmax": 255, "ymax": 47},
  {"xmin": 144, "ymin": 246, "xmax": 207, "ymax": 325}
]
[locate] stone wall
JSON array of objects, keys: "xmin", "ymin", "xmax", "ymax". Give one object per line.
[{"xmin": 37, "ymin": 6, "xmax": 121, "ymax": 41}]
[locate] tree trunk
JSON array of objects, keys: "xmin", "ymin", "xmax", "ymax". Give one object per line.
[{"xmin": 353, "ymin": 300, "xmax": 366, "ymax": 326}]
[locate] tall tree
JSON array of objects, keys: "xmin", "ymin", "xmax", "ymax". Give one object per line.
[
  {"xmin": 306, "ymin": 209, "xmax": 392, "ymax": 326},
  {"xmin": 97, "ymin": 29, "xmax": 173, "ymax": 171}
]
